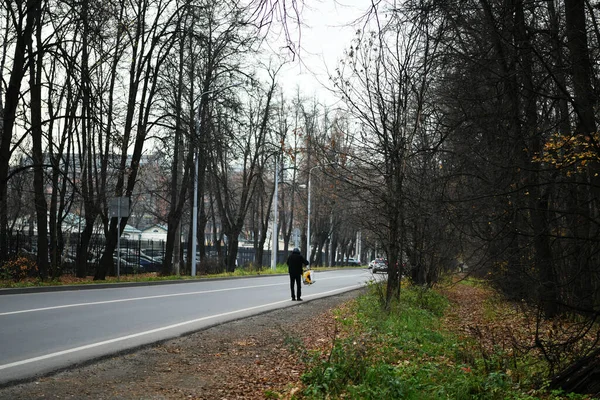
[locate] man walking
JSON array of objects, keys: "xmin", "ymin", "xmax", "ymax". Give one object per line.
[{"xmin": 287, "ymin": 248, "xmax": 309, "ymax": 301}]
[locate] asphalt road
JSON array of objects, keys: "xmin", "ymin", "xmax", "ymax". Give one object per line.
[{"xmin": 0, "ymin": 269, "xmax": 372, "ymax": 385}]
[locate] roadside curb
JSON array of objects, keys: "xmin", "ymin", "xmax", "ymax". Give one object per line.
[{"xmin": 0, "ymin": 273, "xmax": 286, "ymax": 295}]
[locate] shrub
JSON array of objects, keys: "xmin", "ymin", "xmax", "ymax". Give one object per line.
[
  {"xmin": 0, "ymin": 255, "xmax": 39, "ymax": 281},
  {"xmin": 198, "ymin": 259, "xmax": 225, "ymax": 275}
]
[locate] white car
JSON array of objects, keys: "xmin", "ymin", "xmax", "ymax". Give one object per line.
[{"xmin": 369, "ymin": 258, "xmax": 388, "ymax": 273}]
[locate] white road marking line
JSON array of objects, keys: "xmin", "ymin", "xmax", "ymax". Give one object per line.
[
  {"xmin": 0, "ymin": 284, "xmax": 363, "ymax": 371},
  {"xmin": 0, "ymin": 274, "xmax": 366, "ymax": 316},
  {"xmin": 0, "ymin": 283, "xmax": 281, "ymax": 316}
]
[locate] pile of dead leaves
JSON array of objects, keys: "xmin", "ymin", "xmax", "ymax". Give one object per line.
[{"xmin": 0, "ymin": 273, "xmax": 163, "ymax": 288}]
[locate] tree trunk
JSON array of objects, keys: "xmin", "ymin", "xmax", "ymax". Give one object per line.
[
  {"xmin": 163, "ymin": 18, "xmax": 191, "ymax": 276},
  {"xmin": 0, "ymin": 0, "xmax": 39, "ymax": 261},
  {"xmin": 564, "ymin": 0, "xmax": 599, "ymax": 311},
  {"xmin": 28, "ymin": 0, "xmax": 48, "ymax": 279},
  {"xmin": 513, "ymin": 0, "xmax": 558, "ymax": 317},
  {"xmin": 77, "ymin": 221, "xmax": 96, "ymax": 278},
  {"xmin": 225, "ymin": 232, "xmax": 240, "ymax": 272}
]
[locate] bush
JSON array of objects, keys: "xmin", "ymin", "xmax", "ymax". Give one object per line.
[
  {"xmin": 198, "ymin": 259, "xmax": 225, "ymax": 275},
  {"xmin": 0, "ymin": 255, "xmax": 39, "ymax": 281}
]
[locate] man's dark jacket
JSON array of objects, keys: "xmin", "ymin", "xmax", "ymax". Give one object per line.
[{"xmin": 287, "ymin": 252, "xmax": 308, "ymax": 276}]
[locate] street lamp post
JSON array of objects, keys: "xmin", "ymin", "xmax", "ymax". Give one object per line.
[
  {"xmin": 191, "ymin": 150, "xmax": 200, "ymax": 276},
  {"xmin": 306, "ymin": 166, "xmax": 314, "ymax": 264},
  {"xmin": 271, "ymin": 157, "xmax": 279, "ymax": 270},
  {"xmin": 306, "ymin": 165, "xmax": 323, "ymax": 264}
]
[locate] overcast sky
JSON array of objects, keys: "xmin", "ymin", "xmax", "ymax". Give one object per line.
[{"xmin": 264, "ymin": 0, "xmax": 369, "ymax": 105}]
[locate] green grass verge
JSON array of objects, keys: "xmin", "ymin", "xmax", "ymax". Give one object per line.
[{"xmin": 294, "ymin": 283, "xmax": 589, "ymax": 400}]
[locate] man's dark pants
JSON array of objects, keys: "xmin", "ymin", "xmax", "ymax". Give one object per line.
[{"xmin": 289, "ymin": 273, "xmax": 301, "ymax": 300}]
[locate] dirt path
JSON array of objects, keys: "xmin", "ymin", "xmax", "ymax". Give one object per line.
[{"xmin": 0, "ymin": 289, "xmax": 365, "ymax": 400}]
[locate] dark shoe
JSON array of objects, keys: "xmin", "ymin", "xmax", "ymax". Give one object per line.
[
  {"xmin": 292, "ymin": 298, "xmax": 296, "ymax": 301},
  {"xmin": 297, "ymin": 298, "xmax": 303, "ymax": 301}
]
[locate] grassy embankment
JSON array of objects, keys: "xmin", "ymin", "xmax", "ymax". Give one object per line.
[{"xmin": 280, "ymin": 279, "xmax": 594, "ymax": 400}]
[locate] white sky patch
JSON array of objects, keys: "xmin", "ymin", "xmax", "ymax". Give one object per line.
[{"xmin": 261, "ymin": 0, "xmax": 370, "ymax": 105}]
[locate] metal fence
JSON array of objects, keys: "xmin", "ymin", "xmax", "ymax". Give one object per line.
[{"xmin": 5, "ymin": 233, "xmax": 290, "ymax": 275}]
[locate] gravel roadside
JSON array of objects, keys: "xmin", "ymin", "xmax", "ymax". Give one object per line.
[{"xmin": 0, "ymin": 289, "xmax": 366, "ymax": 400}]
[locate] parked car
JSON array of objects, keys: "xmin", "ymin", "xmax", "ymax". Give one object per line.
[
  {"xmin": 139, "ymin": 254, "xmax": 162, "ymax": 272},
  {"xmin": 346, "ymin": 258, "xmax": 361, "ymax": 266},
  {"xmin": 113, "ymin": 256, "xmax": 140, "ymax": 274},
  {"xmin": 181, "ymin": 250, "xmax": 201, "ymax": 263},
  {"xmin": 337, "ymin": 257, "xmax": 361, "ymax": 266},
  {"xmin": 141, "ymin": 248, "xmax": 165, "ymax": 263},
  {"xmin": 121, "ymin": 254, "xmax": 161, "ymax": 272}
]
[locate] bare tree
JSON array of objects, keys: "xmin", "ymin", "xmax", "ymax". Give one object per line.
[
  {"xmin": 95, "ymin": 0, "xmax": 179, "ymax": 280},
  {"xmin": 159, "ymin": 3, "xmax": 196, "ymax": 276},
  {"xmin": 211, "ymin": 67, "xmax": 280, "ymax": 272},
  {"xmin": 162, "ymin": 0, "xmax": 263, "ymax": 275},
  {"xmin": 331, "ymin": 3, "xmax": 436, "ymax": 307}
]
